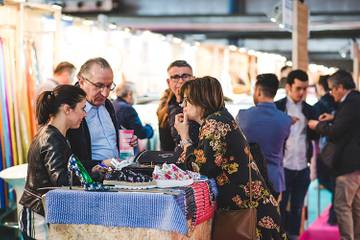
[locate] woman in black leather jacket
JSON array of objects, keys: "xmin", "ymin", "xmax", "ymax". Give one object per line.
[{"xmin": 19, "ymin": 85, "xmax": 86, "ymax": 240}]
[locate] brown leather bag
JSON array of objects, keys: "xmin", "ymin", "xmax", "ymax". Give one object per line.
[{"xmin": 212, "ymin": 151, "xmax": 257, "ymax": 240}]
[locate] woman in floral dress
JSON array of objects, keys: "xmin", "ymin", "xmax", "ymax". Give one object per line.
[{"xmin": 174, "ymin": 76, "xmax": 287, "ymax": 240}]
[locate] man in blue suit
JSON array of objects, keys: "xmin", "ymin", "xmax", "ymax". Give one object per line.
[{"xmin": 237, "ymin": 73, "xmax": 292, "ymax": 201}]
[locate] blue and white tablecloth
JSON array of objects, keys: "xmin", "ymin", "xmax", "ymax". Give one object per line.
[{"xmin": 45, "ymin": 180, "xmax": 217, "ymax": 235}]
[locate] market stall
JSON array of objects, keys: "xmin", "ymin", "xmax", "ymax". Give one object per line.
[
  {"xmin": 0, "ymin": 1, "xmax": 337, "ymax": 212},
  {"xmin": 45, "ymin": 180, "xmax": 217, "ymax": 240}
]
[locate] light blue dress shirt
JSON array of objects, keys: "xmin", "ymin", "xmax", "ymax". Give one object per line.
[{"xmin": 85, "ymin": 102, "xmax": 119, "ymax": 161}]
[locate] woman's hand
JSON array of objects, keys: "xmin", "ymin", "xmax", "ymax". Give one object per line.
[{"xmin": 174, "ymin": 113, "xmax": 190, "ymax": 140}]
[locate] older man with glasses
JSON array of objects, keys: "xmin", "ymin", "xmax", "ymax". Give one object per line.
[
  {"xmin": 309, "ymin": 70, "xmax": 360, "ymax": 240},
  {"xmin": 67, "ymin": 57, "xmax": 134, "ymax": 179},
  {"xmin": 157, "ymin": 60, "xmax": 200, "ymax": 152}
]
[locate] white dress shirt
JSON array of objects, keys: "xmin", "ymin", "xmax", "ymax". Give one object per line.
[{"xmin": 283, "ymin": 97, "xmax": 308, "ymax": 170}]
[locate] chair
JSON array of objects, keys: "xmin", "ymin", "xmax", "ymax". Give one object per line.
[{"xmin": 0, "ymin": 164, "xmax": 28, "ymax": 230}]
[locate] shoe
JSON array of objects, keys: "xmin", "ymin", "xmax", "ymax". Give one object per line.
[
  {"xmin": 68, "ymin": 154, "xmax": 108, "ymax": 191},
  {"xmin": 68, "ymin": 154, "xmax": 94, "ymax": 185},
  {"xmin": 327, "ymin": 214, "xmax": 337, "ymax": 226},
  {"xmin": 327, "ymin": 206, "xmax": 338, "ymax": 225}
]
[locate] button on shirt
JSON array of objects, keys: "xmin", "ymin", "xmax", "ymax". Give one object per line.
[
  {"xmin": 283, "ymin": 97, "xmax": 308, "ymax": 170},
  {"xmin": 85, "ymin": 102, "xmax": 119, "ymax": 161}
]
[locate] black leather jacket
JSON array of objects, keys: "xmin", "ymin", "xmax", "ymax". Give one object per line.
[{"xmin": 19, "ymin": 125, "xmax": 73, "ymax": 216}]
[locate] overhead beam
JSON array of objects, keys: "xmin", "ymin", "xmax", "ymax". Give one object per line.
[{"xmin": 101, "ymin": 14, "xmax": 360, "ymax": 33}]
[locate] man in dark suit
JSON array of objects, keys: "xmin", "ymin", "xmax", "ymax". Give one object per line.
[
  {"xmin": 275, "ymin": 69, "xmax": 318, "ymax": 239},
  {"xmin": 309, "ymin": 70, "xmax": 360, "ymax": 240},
  {"xmin": 67, "ymin": 58, "xmax": 136, "ymax": 177}
]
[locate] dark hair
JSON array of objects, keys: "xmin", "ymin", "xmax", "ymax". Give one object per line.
[
  {"xmin": 256, "ymin": 73, "xmax": 279, "ymax": 98},
  {"xmin": 318, "ymin": 75, "xmax": 330, "ymax": 92},
  {"xmin": 280, "ymin": 65, "xmax": 291, "ymax": 73},
  {"xmin": 180, "ymin": 76, "xmax": 224, "ymax": 118},
  {"xmin": 54, "ymin": 61, "xmax": 75, "ymax": 75},
  {"xmin": 167, "ymin": 60, "xmax": 192, "ymax": 72},
  {"xmin": 287, "ymin": 69, "xmax": 308, "ymax": 86},
  {"xmin": 36, "ymin": 85, "xmax": 86, "ymax": 125},
  {"xmin": 77, "ymin": 57, "xmax": 112, "ymax": 79},
  {"xmin": 328, "ymin": 70, "xmax": 356, "ymax": 90}
]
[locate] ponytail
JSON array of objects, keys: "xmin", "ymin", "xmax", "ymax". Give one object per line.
[
  {"xmin": 36, "ymin": 91, "xmax": 56, "ymax": 125},
  {"xmin": 35, "ymin": 85, "xmax": 86, "ymax": 126}
]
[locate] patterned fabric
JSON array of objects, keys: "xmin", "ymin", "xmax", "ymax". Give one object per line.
[
  {"xmin": 45, "ymin": 181, "xmax": 216, "ymax": 235},
  {"xmin": 182, "ymin": 109, "xmax": 288, "ymax": 240}
]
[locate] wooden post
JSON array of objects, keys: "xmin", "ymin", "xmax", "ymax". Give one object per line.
[
  {"xmin": 292, "ymin": 0, "xmax": 308, "ymax": 71},
  {"xmin": 352, "ymin": 40, "xmax": 360, "ymax": 90}
]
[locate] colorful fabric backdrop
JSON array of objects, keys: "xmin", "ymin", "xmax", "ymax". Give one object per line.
[{"xmin": 0, "ymin": 36, "xmax": 38, "ymax": 208}]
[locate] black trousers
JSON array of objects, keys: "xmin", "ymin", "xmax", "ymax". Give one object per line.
[{"xmin": 280, "ymin": 167, "xmax": 311, "ymax": 235}]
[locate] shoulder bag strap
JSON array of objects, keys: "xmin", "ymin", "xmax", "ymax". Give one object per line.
[{"xmin": 248, "ymin": 145, "xmax": 253, "ymax": 205}]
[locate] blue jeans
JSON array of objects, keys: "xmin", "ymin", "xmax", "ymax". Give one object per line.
[{"xmin": 280, "ymin": 167, "xmax": 311, "ymax": 236}]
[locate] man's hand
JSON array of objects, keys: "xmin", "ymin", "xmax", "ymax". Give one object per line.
[
  {"xmin": 101, "ymin": 159, "xmax": 113, "ymax": 167},
  {"xmin": 319, "ymin": 113, "xmax": 334, "ymax": 122},
  {"xmin": 289, "ymin": 115, "xmax": 300, "ymax": 125},
  {"xmin": 91, "ymin": 164, "xmax": 112, "ymax": 181},
  {"xmin": 129, "ymin": 135, "xmax": 138, "ymax": 147},
  {"xmin": 308, "ymin": 120, "xmax": 319, "ymax": 130}
]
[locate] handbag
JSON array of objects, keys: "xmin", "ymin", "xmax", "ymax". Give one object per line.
[
  {"xmin": 212, "ymin": 149, "xmax": 257, "ymax": 240},
  {"xmin": 135, "ymin": 150, "xmax": 180, "ymax": 165},
  {"xmin": 319, "ymin": 141, "xmax": 336, "ymax": 169}
]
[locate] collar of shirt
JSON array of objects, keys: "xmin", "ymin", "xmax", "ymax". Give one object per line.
[
  {"xmin": 340, "ymin": 90, "xmax": 352, "ymax": 103},
  {"xmin": 256, "ymin": 102, "xmax": 276, "ymax": 108},
  {"xmin": 85, "ymin": 101, "xmax": 106, "ymax": 113},
  {"xmin": 286, "ymin": 96, "xmax": 303, "ymax": 107}
]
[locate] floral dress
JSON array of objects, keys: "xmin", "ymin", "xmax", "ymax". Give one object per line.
[{"xmin": 181, "ymin": 108, "xmax": 287, "ymax": 240}]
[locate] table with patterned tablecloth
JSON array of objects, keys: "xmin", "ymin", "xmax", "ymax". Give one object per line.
[{"xmin": 45, "ymin": 180, "xmax": 217, "ymax": 240}]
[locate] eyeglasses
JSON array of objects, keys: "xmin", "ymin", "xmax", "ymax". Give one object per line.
[
  {"xmin": 170, "ymin": 73, "xmax": 193, "ymax": 82},
  {"xmin": 82, "ymin": 76, "xmax": 116, "ymax": 91}
]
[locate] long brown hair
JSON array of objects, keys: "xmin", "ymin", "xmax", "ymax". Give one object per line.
[{"xmin": 157, "ymin": 89, "xmax": 174, "ymax": 128}]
